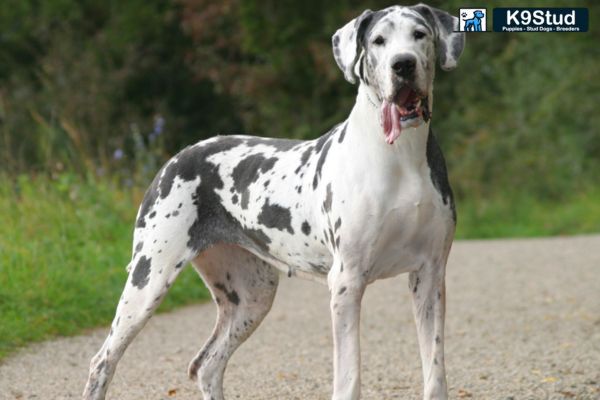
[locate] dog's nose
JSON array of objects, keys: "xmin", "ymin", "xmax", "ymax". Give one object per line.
[{"xmin": 391, "ymin": 54, "xmax": 416, "ymax": 79}]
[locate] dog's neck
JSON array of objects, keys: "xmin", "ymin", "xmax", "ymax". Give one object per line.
[{"xmin": 345, "ymin": 84, "xmax": 432, "ymax": 168}]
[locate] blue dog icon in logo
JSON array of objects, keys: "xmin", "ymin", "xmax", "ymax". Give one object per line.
[{"xmin": 463, "ymin": 10, "xmax": 485, "ymax": 31}]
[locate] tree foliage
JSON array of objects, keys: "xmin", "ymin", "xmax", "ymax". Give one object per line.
[{"xmin": 0, "ymin": 0, "xmax": 598, "ymax": 200}]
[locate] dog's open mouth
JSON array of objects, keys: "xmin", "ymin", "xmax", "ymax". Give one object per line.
[{"xmin": 381, "ymin": 86, "xmax": 429, "ymax": 144}]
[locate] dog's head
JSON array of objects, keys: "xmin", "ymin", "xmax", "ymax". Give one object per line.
[
  {"xmin": 473, "ymin": 10, "xmax": 485, "ymax": 19},
  {"xmin": 332, "ymin": 4, "xmax": 465, "ymax": 143}
]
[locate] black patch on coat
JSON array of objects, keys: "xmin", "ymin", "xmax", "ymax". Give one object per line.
[
  {"xmin": 136, "ymin": 176, "xmax": 160, "ymax": 228},
  {"xmin": 301, "ymin": 221, "xmax": 311, "ymax": 236},
  {"xmin": 314, "ymin": 128, "xmax": 335, "ymax": 153},
  {"xmin": 244, "ymin": 136, "xmax": 302, "ymax": 151},
  {"xmin": 359, "ymin": 10, "xmax": 391, "ymax": 49},
  {"xmin": 131, "ymin": 256, "xmax": 152, "ymax": 289},
  {"xmin": 214, "ymin": 282, "xmax": 240, "ymax": 305},
  {"xmin": 295, "ymin": 146, "xmax": 314, "ymax": 174},
  {"xmin": 334, "ymin": 217, "xmax": 342, "ymax": 231},
  {"xmin": 185, "ymin": 139, "xmax": 245, "ymax": 249},
  {"xmin": 328, "ymin": 229, "xmax": 336, "ymax": 249},
  {"xmin": 138, "ymin": 138, "xmax": 245, "ymax": 230},
  {"xmin": 257, "ymin": 200, "xmax": 294, "ymax": 234},
  {"xmin": 426, "ymin": 128, "xmax": 456, "ymax": 222},
  {"xmin": 323, "ymin": 183, "xmax": 333, "ymax": 212},
  {"xmin": 134, "ymin": 241, "xmax": 143, "ymax": 256},
  {"xmin": 240, "ymin": 192, "xmax": 249, "ymax": 210},
  {"xmin": 313, "ymin": 139, "xmax": 333, "ymax": 189},
  {"xmin": 175, "ymin": 137, "xmax": 272, "ymax": 254},
  {"xmin": 358, "ymin": 54, "xmax": 365, "ymax": 81},
  {"xmin": 311, "ymin": 125, "xmax": 339, "ymax": 189},
  {"xmin": 451, "ymin": 34, "xmax": 465, "ymax": 62},
  {"xmin": 134, "ymin": 136, "xmax": 303, "ymax": 258},
  {"xmin": 338, "ymin": 122, "xmax": 348, "ymax": 143},
  {"xmin": 438, "ymin": 39, "xmax": 448, "ymax": 67},
  {"xmin": 231, "ymin": 194, "xmax": 238, "ymax": 204},
  {"xmin": 301, "ymin": 146, "xmax": 314, "ymax": 164},
  {"xmin": 231, "ymin": 153, "xmax": 278, "ymax": 209},
  {"xmin": 160, "ymin": 142, "xmax": 227, "ymax": 201},
  {"xmin": 355, "ymin": 10, "xmax": 375, "ymax": 47}
]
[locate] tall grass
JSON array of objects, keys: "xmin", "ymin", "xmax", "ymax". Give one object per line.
[{"xmin": 0, "ymin": 174, "xmax": 210, "ymax": 360}]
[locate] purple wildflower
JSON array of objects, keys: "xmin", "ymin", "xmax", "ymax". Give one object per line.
[
  {"xmin": 113, "ymin": 148, "xmax": 124, "ymax": 160},
  {"xmin": 154, "ymin": 115, "xmax": 165, "ymax": 135}
]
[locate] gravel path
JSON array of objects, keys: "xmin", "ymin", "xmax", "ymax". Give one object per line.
[{"xmin": 1, "ymin": 236, "xmax": 599, "ymax": 399}]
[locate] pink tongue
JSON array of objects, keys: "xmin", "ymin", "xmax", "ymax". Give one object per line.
[{"xmin": 381, "ymin": 101, "xmax": 402, "ymax": 144}]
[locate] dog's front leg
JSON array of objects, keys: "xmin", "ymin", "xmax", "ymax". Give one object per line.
[
  {"xmin": 328, "ymin": 261, "xmax": 366, "ymax": 400},
  {"xmin": 409, "ymin": 263, "xmax": 448, "ymax": 400}
]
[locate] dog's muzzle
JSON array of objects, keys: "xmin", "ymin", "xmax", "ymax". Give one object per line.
[{"xmin": 380, "ymin": 86, "xmax": 429, "ymax": 145}]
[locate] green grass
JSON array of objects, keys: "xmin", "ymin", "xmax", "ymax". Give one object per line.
[
  {"xmin": 1, "ymin": 174, "xmax": 599, "ymax": 361},
  {"xmin": 0, "ymin": 174, "xmax": 210, "ymax": 360},
  {"xmin": 456, "ymin": 189, "xmax": 600, "ymax": 239}
]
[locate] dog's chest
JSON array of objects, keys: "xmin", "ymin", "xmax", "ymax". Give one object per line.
[
  {"xmin": 374, "ymin": 174, "xmax": 452, "ymax": 278},
  {"xmin": 328, "ymin": 129, "xmax": 455, "ymax": 279}
]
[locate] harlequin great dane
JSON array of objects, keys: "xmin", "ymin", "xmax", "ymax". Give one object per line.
[{"xmin": 83, "ymin": 4, "xmax": 464, "ymax": 400}]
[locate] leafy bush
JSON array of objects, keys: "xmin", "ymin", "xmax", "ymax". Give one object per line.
[{"xmin": 1, "ymin": 0, "xmax": 597, "ymax": 203}]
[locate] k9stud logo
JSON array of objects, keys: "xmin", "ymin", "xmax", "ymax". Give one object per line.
[
  {"xmin": 458, "ymin": 8, "xmax": 487, "ymax": 32},
  {"xmin": 493, "ymin": 8, "xmax": 589, "ymax": 32}
]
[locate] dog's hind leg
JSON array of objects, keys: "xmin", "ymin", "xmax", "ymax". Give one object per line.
[
  {"xmin": 187, "ymin": 244, "xmax": 279, "ymax": 400},
  {"xmin": 83, "ymin": 222, "xmax": 196, "ymax": 399}
]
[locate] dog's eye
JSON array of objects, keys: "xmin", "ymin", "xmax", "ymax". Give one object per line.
[
  {"xmin": 373, "ymin": 36, "xmax": 385, "ymax": 45},
  {"xmin": 413, "ymin": 31, "xmax": 426, "ymax": 40}
]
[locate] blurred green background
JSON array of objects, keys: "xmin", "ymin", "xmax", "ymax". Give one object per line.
[{"xmin": 1, "ymin": 0, "xmax": 598, "ymax": 358}]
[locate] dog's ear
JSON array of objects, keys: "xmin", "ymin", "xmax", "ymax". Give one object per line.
[
  {"xmin": 411, "ymin": 4, "xmax": 465, "ymax": 71},
  {"xmin": 332, "ymin": 9, "xmax": 375, "ymax": 84}
]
